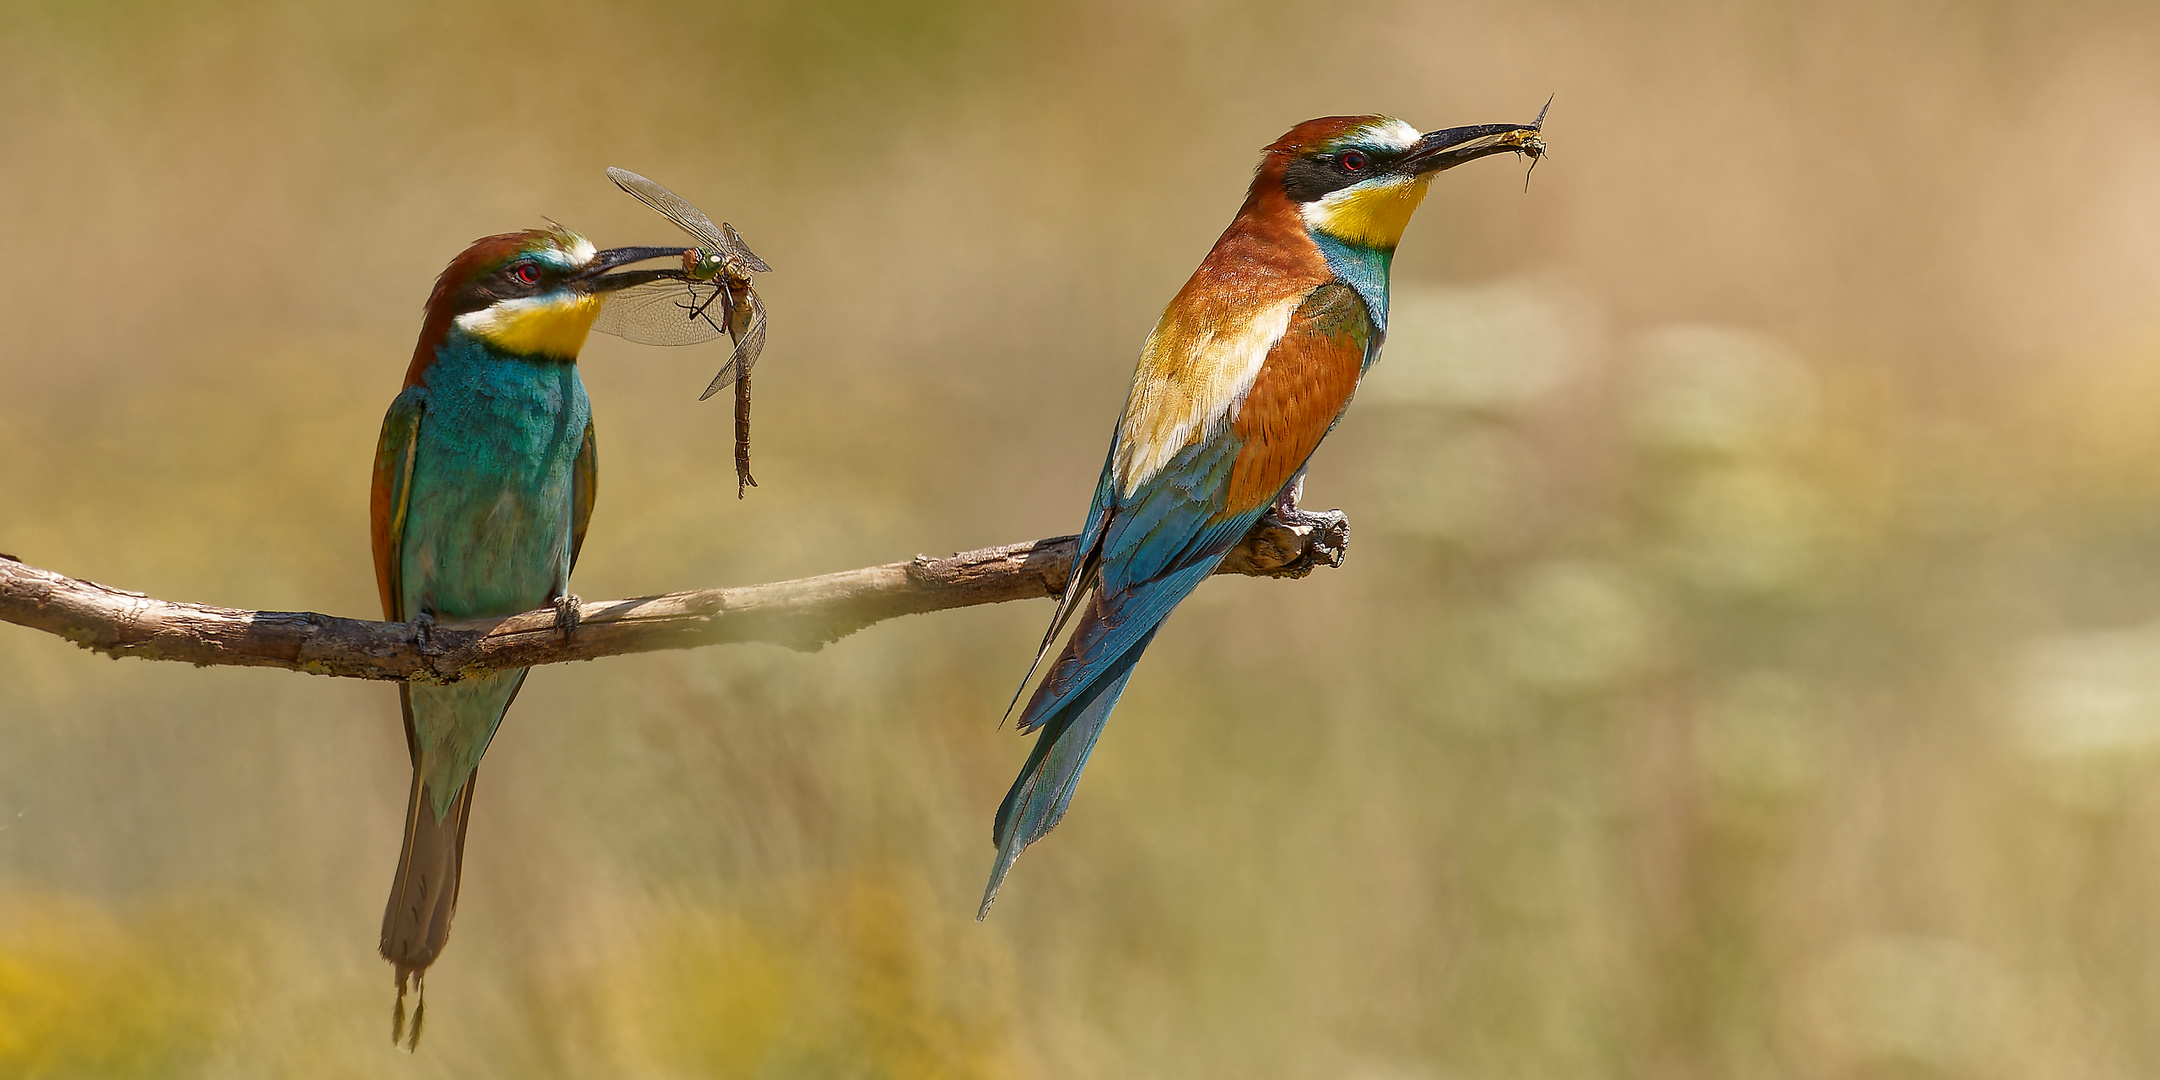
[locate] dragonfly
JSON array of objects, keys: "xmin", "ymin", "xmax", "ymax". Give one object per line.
[{"xmin": 593, "ymin": 166, "xmax": 773, "ymax": 497}]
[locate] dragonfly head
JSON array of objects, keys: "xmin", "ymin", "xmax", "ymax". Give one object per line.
[{"xmin": 683, "ymin": 248, "xmax": 728, "ymax": 282}]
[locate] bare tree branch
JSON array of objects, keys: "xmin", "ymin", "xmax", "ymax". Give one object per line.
[{"xmin": 0, "ymin": 511, "xmax": 1349, "ymax": 683}]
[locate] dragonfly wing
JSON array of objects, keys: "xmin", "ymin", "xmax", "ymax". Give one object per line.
[
  {"xmin": 697, "ymin": 358, "xmax": 738, "ymax": 402},
  {"xmin": 720, "ymin": 222, "xmax": 772, "ymax": 273},
  {"xmin": 593, "ymin": 279, "xmax": 730, "ymax": 346},
  {"xmin": 734, "ymin": 292, "xmax": 767, "ymax": 377},
  {"xmin": 697, "ymin": 294, "xmax": 766, "ymax": 402},
  {"xmin": 606, "ymin": 167, "xmax": 725, "ymax": 248}
]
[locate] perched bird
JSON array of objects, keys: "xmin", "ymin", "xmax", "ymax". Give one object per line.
[
  {"xmin": 982, "ymin": 112, "xmax": 1548, "ymax": 917},
  {"xmin": 370, "ymin": 226, "xmax": 683, "ymax": 1046}
]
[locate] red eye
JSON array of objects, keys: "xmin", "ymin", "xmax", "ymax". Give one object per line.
[
  {"xmin": 512, "ymin": 262, "xmax": 540, "ymax": 285},
  {"xmin": 1341, "ymin": 150, "xmax": 1369, "ymax": 172}
]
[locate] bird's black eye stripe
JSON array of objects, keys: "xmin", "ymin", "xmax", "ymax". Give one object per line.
[{"xmin": 1281, "ymin": 146, "xmax": 1385, "ymax": 202}]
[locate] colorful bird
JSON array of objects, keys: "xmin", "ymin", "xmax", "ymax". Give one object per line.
[
  {"xmin": 370, "ymin": 226, "xmax": 684, "ymax": 1046},
  {"xmin": 982, "ymin": 111, "xmax": 1549, "ymax": 918}
]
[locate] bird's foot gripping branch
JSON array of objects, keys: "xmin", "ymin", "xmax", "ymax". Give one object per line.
[{"xmin": 0, "ymin": 508, "xmax": 1351, "ymax": 684}]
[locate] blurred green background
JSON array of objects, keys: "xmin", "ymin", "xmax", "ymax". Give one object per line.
[{"xmin": 4, "ymin": 0, "xmax": 2160, "ymax": 1075}]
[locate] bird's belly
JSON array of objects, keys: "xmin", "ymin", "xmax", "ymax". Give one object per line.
[
  {"xmin": 401, "ymin": 369, "xmax": 587, "ymax": 621},
  {"xmin": 404, "ymin": 478, "xmax": 570, "ymax": 618}
]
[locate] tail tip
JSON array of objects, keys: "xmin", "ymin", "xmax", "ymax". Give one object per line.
[
  {"xmin": 977, "ymin": 841, "xmax": 1024, "ymax": 922},
  {"xmin": 389, "ymin": 969, "xmax": 426, "ymax": 1051}
]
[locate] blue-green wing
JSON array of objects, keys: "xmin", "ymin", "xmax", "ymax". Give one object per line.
[
  {"xmin": 370, "ymin": 387, "xmax": 427, "ymax": 623},
  {"xmin": 570, "ymin": 418, "xmax": 596, "ymax": 572}
]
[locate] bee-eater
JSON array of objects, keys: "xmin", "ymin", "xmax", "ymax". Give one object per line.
[
  {"xmin": 370, "ymin": 225, "xmax": 683, "ymax": 1045},
  {"xmin": 982, "ymin": 112, "xmax": 1548, "ymax": 917}
]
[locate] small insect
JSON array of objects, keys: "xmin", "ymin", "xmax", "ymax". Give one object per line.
[
  {"xmin": 1516, "ymin": 95, "xmax": 1553, "ymax": 191},
  {"xmin": 592, "ymin": 167, "xmax": 773, "ymax": 498}
]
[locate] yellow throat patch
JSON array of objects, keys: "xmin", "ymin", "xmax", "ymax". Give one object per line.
[
  {"xmin": 454, "ymin": 291, "xmax": 608, "ymax": 361},
  {"xmin": 1299, "ymin": 173, "xmax": 1437, "ymax": 249}
]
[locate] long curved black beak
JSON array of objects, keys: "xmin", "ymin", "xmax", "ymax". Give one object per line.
[
  {"xmin": 580, "ymin": 246, "xmax": 692, "ymax": 293},
  {"xmin": 1400, "ymin": 97, "xmax": 1551, "ymax": 176}
]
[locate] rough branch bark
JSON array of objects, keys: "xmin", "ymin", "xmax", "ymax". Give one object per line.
[{"xmin": 0, "ymin": 511, "xmax": 1349, "ymax": 683}]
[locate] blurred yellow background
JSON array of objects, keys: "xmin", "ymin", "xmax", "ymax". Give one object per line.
[{"xmin": 4, "ymin": 0, "xmax": 2160, "ymax": 1075}]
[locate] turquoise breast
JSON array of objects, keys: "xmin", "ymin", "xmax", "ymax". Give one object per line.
[
  {"xmin": 1311, "ymin": 233, "xmax": 1394, "ymax": 372},
  {"xmin": 400, "ymin": 329, "xmax": 589, "ymax": 622}
]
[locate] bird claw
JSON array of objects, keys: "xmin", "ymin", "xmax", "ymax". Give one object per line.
[
  {"xmin": 551, "ymin": 594, "xmax": 581, "ymax": 642},
  {"xmin": 409, "ymin": 612, "xmax": 437, "ymax": 649}
]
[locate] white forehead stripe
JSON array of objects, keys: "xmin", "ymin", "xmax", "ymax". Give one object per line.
[
  {"xmin": 525, "ymin": 232, "xmax": 597, "ymax": 272},
  {"xmin": 1362, "ymin": 118, "xmax": 1420, "ymax": 151}
]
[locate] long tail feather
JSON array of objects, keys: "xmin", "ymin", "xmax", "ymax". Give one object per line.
[
  {"xmin": 380, "ymin": 758, "xmax": 475, "ymax": 1046},
  {"xmin": 378, "ymin": 670, "xmax": 525, "ymax": 1047},
  {"xmin": 979, "ymin": 626, "xmax": 1157, "ymax": 919}
]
